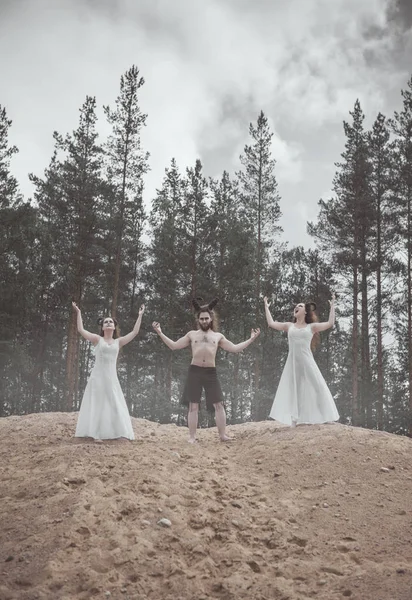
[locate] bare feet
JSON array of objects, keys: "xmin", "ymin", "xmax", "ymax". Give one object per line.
[
  {"xmin": 188, "ymin": 437, "xmax": 198, "ymax": 444},
  {"xmin": 291, "ymin": 419, "xmax": 297, "ymax": 428},
  {"xmin": 220, "ymin": 435, "xmax": 233, "ymax": 443},
  {"xmin": 94, "ymin": 438, "xmax": 103, "ymax": 443}
]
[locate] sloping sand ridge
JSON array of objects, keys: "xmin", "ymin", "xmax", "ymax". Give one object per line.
[{"xmin": 1, "ymin": 413, "xmax": 411, "ymax": 600}]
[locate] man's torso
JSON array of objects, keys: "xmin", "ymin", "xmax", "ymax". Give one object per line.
[{"xmin": 188, "ymin": 330, "xmax": 223, "ymax": 367}]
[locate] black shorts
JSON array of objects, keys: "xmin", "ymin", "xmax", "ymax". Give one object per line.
[{"xmin": 181, "ymin": 365, "xmax": 224, "ymax": 411}]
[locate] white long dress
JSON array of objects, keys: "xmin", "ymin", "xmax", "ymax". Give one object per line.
[
  {"xmin": 75, "ymin": 338, "xmax": 135, "ymax": 440},
  {"xmin": 269, "ymin": 323, "xmax": 339, "ymax": 425}
]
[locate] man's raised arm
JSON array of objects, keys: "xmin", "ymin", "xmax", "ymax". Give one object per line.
[
  {"xmin": 152, "ymin": 322, "xmax": 191, "ymax": 350},
  {"xmin": 219, "ymin": 328, "xmax": 260, "ymax": 353}
]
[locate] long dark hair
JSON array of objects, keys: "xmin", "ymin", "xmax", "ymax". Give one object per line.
[
  {"xmin": 192, "ymin": 297, "xmax": 219, "ymax": 331},
  {"xmin": 293, "ymin": 301, "xmax": 320, "ymax": 351},
  {"xmin": 97, "ymin": 316, "xmax": 119, "ymax": 339}
]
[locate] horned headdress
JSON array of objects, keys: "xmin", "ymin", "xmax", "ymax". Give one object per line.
[
  {"xmin": 192, "ymin": 296, "xmax": 219, "ymax": 313},
  {"xmin": 305, "ymin": 302, "xmax": 317, "ymax": 312}
]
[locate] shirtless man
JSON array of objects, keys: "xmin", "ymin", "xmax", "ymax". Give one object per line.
[{"xmin": 152, "ymin": 298, "xmax": 260, "ymax": 443}]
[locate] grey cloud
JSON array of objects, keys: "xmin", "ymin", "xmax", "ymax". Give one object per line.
[
  {"xmin": 387, "ymin": 0, "xmax": 412, "ymax": 29},
  {"xmin": 197, "ymin": 93, "xmax": 258, "ymax": 178}
]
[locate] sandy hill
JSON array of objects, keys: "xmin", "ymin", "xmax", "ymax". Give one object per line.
[{"xmin": 0, "ymin": 414, "xmax": 411, "ymax": 600}]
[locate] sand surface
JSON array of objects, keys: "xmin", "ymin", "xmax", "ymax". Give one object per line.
[{"xmin": 1, "ymin": 413, "xmax": 412, "ymax": 600}]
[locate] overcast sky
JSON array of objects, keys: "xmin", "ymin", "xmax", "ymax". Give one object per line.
[{"xmin": 1, "ymin": 0, "xmax": 412, "ymax": 247}]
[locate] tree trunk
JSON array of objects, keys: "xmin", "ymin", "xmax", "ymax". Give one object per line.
[
  {"xmin": 252, "ymin": 170, "xmax": 263, "ymax": 419},
  {"xmin": 376, "ymin": 191, "xmax": 384, "ymax": 430},
  {"xmin": 352, "ymin": 262, "xmax": 359, "ymax": 426},
  {"xmin": 65, "ymin": 274, "xmax": 82, "ymax": 412},
  {"xmin": 65, "ymin": 310, "xmax": 80, "ymax": 412},
  {"xmin": 408, "ymin": 193, "xmax": 412, "ymax": 436},
  {"xmin": 111, "ymin": 118, "xmax": 131, "ymax": 317},
  {"xmin": 191, "ymin": 202, "xmax": 198, "ymax": 298},
  {"xmin": 29, "ymin": 311, "xmax": 49, "ymax": 414},
  {"xmin": 360, "ymin": 262, "xmax": 372, "ymax": 428}
]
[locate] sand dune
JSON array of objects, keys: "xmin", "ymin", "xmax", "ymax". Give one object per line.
[{"xmin": 1, "ymin": 413, "xmax": 411, "ymax": 600}]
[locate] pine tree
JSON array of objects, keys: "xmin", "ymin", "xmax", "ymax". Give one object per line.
[
  {"xmin": 32, "ymin": 96, "xmax": 105, "ymax": 411},
  {"xmin": 237, "ymin": 111, "xmax": 282, "ymax": 418},
  {"xmin": 29, "ymin": 153, "xmax": 70, "ymax": 412},
  {"xmin": 367, "ymin": 112, "xmax": 398, "ymax": 429},
  {"xmin": 0, "ymin": 106, "xmax": 38, "ymax": 416},
  {"xmin": 0, "ymin": 105, "xmax": 20, "ymax": 208},
  {"xmin": 144, "ymin": 159, "xmax": 188, "ymax": 422},
  {"xmin": 237, "ymin": 111, "xmax": 282, "ymax": 317},
  {"xmin": 309, "ymin": 100, "xmax": 373, "ymax": 426},
  {"xmin": 103, "ymin": 65, "xmax": 149, "ymax": 318},
  {"xmin": 209, "ymin": 171, "xmax": 255, "ymax": 326},
  {"xmin": 389, "ymin": 77, "xmax": 412, "ymax": 435},
  {"xmin": 209, "ymin": 171, "xmax": 256, "ymax": 422},
  {"xmin": 182, "ymin": 159, "xmax": 210, "ymax": 299}
]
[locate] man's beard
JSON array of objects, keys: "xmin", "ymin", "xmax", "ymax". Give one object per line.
[{"xmin": 199, "ymin": 322, "xmax": 212, "ymax": 331}]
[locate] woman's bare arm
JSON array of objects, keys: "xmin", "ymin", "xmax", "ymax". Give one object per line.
[
  {"xmin": 118, "ymin": 305, "xmax": 145, "ymax": 348},
  {"xmin": 72, "ymin": 302, "xmax": 100, "ymax": 345},
  {"xmin": 264, "ymin": 296, "xmax": 291, "ymax": 332},
  {"xmin": 311, "ymin": 293, "xmax": 335, "ymax": 333}
]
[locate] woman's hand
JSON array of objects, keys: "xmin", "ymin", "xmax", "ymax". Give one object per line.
[
  {"xmin": 250, "ymin": 328, "xmax": 261, "ymax": 340},
  {"xmin": 152, "ymin": 322, "xmax": 162, "ymax": 335}
]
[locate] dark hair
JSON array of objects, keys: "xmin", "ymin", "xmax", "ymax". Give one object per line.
[
  {"xmin": 293, "ymin": 301, "xmax": 320, "ymax": 350},
  {"xmin": 97, "ymin": 316, "xmax": 119, "ymax": 339},
  {"xmin": 192, "ymin": 297, "xmax": 219, "ymax": 332}
]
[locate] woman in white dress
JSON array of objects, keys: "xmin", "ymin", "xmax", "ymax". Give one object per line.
[
  {"xmin": 72, "ymin": 302, "xmax": 145, "ymax": 441},
  {"xmin": 264, "ymin": 293, "xmax": 339, "ymax": 427}
]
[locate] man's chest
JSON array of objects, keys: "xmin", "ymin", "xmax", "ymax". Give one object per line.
[{"xmin": 191, "ymin": 333, "xmax": 220, "ymax": 347}]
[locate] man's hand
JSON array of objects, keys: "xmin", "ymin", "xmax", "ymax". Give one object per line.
[
  {"xmin": 263, "ymin": 296, "xmax": 270, "ymax": 308},
  {"xmin": 72, "ymin": 301, "xmax": 80, "ymax": 314},
  {"xmin": 328, "ymin": 292, "xmax": 336, "ymax": 306},
  {"xmin": 250, "ymin": 328, "xmax": 261, "ymax": 340},
  {"xmin": 152, "ymin": 321, "xmax": 162, "ymax": 335},
  {"xmin": 139, "ymin": 304, "xmax": 145, "ymax": 316}
]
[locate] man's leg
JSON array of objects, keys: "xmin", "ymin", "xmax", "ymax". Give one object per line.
[
  {"xmin": 182, "ymin": 366, "xmax": 201, "ymax": 443},
  {"xmin": 187, "ymin": 402, "xmax": 199, "ymax": 443},
  {"xmin": 214, "ymin": 402, "xmax": 232, "ymax": 442}
]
